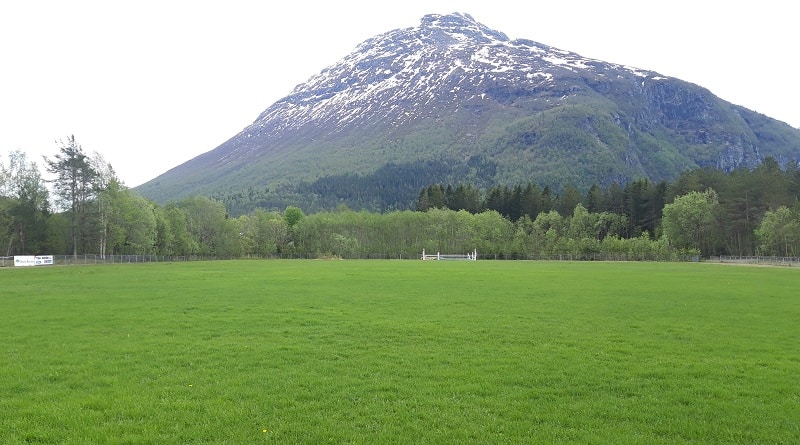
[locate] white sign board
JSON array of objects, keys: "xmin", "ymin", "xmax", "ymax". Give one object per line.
[
  {"xmin": 14, "ymin": 255, "xmax": 54, "ymax": 266},
  {"xmin": 35, "ymin": 255, "xmax": 54, "ymax": 266},
  {"xmin": 14, "ymin": 256, "xmax": 36, "ymax": 267}
]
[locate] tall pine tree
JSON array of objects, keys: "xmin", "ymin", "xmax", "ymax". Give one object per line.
[{"xmin": 45, "ymin": 136, "xmax": 98, "ymax": 258}]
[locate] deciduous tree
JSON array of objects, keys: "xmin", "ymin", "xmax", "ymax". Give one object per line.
[
  {"xmin": 662, "ymin": 189, "xmax": 720, "ymax": 255},
  {"xmin": 1, "ymin": 150, "xmax": 51, "ymax": 254},
  {"xmin": 755, "ymin": 206, "xmax": 800, "ymax": 256}
]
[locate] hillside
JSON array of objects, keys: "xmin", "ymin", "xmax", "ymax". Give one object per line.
[{"xmin": 136, "ymin": 13, "xmax": 800, "ymax": 213}]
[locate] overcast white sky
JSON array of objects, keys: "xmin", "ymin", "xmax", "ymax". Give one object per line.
[{"xmin": 1, "ymin": 1, "xmax": 796, "ymax": 187}]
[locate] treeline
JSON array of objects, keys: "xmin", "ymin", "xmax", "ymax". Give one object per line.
[
  {"xmin": 3, "ymin": 138, "xmax": 800, "ymax": 259},
  {"xmin": 417, "ymin": 180, "xmax": 666, "ymax": 238},
  {"xmin": 416, "ymin": 157, "xmax": 800, "ymax": 257},
  {"xmin": 214, "ymin": 156, "xmax": 499, "ymax": 215}
]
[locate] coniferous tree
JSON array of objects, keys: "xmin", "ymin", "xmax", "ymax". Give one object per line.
[
  {"xmin": 643, "ymin": 181, "xmax": 667, "ymax": 236},
  {"xmin": 752, "ymin": 157, "xmax": 792, "ymax": 211},
  {"xmin": 540, "ymin": 186, "xmax": 554, "ymax": 214},
  {"xmin": 483, "ymin": 186, "xmax": 506, "ymax": 217},
  {"xmin": 558, "ymin": 184, "xmax": 582, "ymax": 216},
  {"xmin": 519, "ymin": 182, "xmax": 542, "ymax": 220},
  {"xmin": 787, "ymin": 160, "xmax": 800, "ymax": 198},
  {"xmin": 449, "ymin": 184, "xmax": 481, "ymax": 213},
  {"xmin": 623, "ymin": 180, "xmax": 645, "ymax": 236},
  {"xmin": 603, "ymin": 181, "xmax": 625, "ymax": 216},
  {"xmin": 584, "ymin": 184, "xmax": 604, "ymax": 213},
  {"xmin": 44, "ymin": 136, "xmax": 98, "ymax": 258},
  {"xmin": 417, "ymin": 185, "xmax": 447, "ymax": 211}
]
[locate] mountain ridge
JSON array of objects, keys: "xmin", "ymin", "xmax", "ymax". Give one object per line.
[{"xmin": 136, "ymin": 13, "xmax": 800, "ymax": 212}]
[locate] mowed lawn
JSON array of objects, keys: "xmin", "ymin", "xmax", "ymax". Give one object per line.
[{"xmin": 1, "ymin": 260, "xmax": 798, "ymax": 444}]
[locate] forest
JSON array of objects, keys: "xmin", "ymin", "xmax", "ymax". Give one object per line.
[{"xmin": 2, "ymin": 136, "xmax": 800, "ymax": 260}]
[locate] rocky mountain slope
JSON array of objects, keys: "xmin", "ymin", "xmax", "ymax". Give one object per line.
[{"xmin": 136, "ymin": 13, "xmax": 800, "ymax": 213}]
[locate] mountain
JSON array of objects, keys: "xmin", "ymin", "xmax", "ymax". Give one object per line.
[{"xmin": 136, "ymin": 13, "xmax": 800, "ymax": 214}]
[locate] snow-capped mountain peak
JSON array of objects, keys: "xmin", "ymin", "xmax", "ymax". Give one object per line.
[
  {"xmin": 137, "ymin": 13, "xmax": 800, "ymax": 212},
  {"xmin": 247, "ymin": 12, "xmax": 660, "ymax": 142}
]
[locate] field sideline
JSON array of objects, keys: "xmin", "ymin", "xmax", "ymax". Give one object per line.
[{"xmin": 1, "ymin": 260, "xmax": 798, "ymax": 444}]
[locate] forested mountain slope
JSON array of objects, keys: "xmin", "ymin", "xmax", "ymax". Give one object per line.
[{"xmin": 136, "ymin": 13, "xmax": 800, "ymax": 214}]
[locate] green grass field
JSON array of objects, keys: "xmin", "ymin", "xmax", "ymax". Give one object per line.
[{"xmin": 1, "ymin": 260, "xmax": 798, "ymax": 444}]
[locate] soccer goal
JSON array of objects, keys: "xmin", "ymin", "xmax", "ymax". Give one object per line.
[{"xmin": 421, "ymin": 249, "xmax": 477, "ymax": 261}]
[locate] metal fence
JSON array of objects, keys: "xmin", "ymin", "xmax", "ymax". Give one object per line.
[
  {"xmin": 711, "ymin": 256, "xmax": 800, "ymax": 267},
  {"xmin": 0, "ymin": 252, "xmax": 723, "ymax": 267},
  {"xmin": 259, "ymin": 252, "xmax": 696, "ymax": 261},
  {"xmin": 0, "ymin": 255, "xmax": 205, "ymax": 267}
]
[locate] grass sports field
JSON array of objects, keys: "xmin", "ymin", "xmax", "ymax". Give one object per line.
[{"xmin": 2, "ymin": 260, "xmax": 798, "ymax": 444}]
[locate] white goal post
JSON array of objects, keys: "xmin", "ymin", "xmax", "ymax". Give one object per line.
[{"xmin": 421, "ymin": 249, "xmax": 477, "ymax": 261}]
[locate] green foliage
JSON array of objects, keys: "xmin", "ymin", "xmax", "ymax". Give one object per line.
[
  {"xmin": 175, "ymin": 196, "xmax": 244, "ymax": 257},
  {"xmin": 4, "ymin": 143, "xmax": 800, "ymax": 260},
  {"xmin": 417, "ymin": 178, "xmax": 666, "ymax": 240},
  {"xmin": 45, "ymin": 136, "xmax": 99, "ymax": 257},
  {"xmin": 662, "ymin": 189, "xmax": 720, "ymax": 255},
  {"xmin": 755, "ymin": 206, "xmax": 800, "ymax": 256},
  {"xmin": 157, "ymin": 204, "xmax": 198, "ymax": 255},
  {"xmin": 113, "ymin": 190, "xmax": 157, "ymax": 254},
  {"xmin": 210, "ymin": 158, "xmax": 499, "ymax": 215},
  {"xmin": 666, "ymin": 159, "xmax": 799, "ymax": 255},
  {"xmin": 92, "ymin": 176, "xmax": 158, "ymax": 256},
  {"xmin": 282, "ymin": 206, "xmax": 305, "ymax": 227},
  {"xmin": 242, "ymin": 209, "xmax": 290, "ymax": 256},
  {"xmin": 0, "ymin": 150, "xmax": 51, "ymax": 254},
  {"xmin": 281, "ymin": 206, "xmax": 678, "ymax": 260}
]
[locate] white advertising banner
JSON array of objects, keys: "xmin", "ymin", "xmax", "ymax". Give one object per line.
[
  {"xmin": 14, "ymin": 256, "xmax": 36, "ymax": 267},
  {"xmin": 35, "ymin": 255, "xmax": 54, "ymax": 266},
  {"xmin": 14, "ymin": 255, "xmax": 54, "ymax": 266}
]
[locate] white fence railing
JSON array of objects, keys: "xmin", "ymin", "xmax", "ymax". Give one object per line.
[{"xmin": 421, "ymin": 249, "xmax": 477, "ymax": 261}]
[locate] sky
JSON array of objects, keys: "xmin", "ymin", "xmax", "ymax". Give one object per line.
[{"xmin": 1, "ymin": 1, "xmax": 796, "ymax": 187}]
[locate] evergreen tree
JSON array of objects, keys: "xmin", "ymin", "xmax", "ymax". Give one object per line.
[
  {"xmin": 449, "ymin": 184, "xmax": 482, "ymax": 213},
  {"xmin": 603, "ymin": 181, "xmax": 625, "ymax": 215},
  {"xmin": 584, "ymin": 184, "xmax": 604, "ymax": 213},
  {"xmin": 787, "ymin": 160, "xmax": 800, "ymax": 198},
  {"xmin": 752, "ymin": 157, "xmax": 792, "ymax": 211},
  {"xmin": 416, "ymin": 185, "xmax": 446, "ymax": 211},
  {"xmin": 44, "ymin": 136, "xmax": 98, "ymax": 257},
  {"xmin": 540, "ymin": 186, "xmax": 555, "ymax": 213},
  {"xmin": 519, "ymin": 182, "xmax": 542, "ymax": 220},
  {"xmin": 484, "ymin": 186, "xmax": 507, "ymax": 217},
  {"xmin": 558, "ymin": 184, "xmax": 582, "ymax": 216}
]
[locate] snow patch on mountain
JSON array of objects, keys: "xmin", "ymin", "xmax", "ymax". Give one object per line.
[{"xmin": 246, "ymin": 12, "xmax": 670, "ymax": 151}]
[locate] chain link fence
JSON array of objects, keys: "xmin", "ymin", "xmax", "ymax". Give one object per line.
[
  {"xmin": 1, "ymin": 255, "xmax": 204, "ymax": 267},
  {"xmin": 711, "ymin": 256, "xmax": 800, "ymax": 267},
  {"xmin": 0, "ymin": 252, "xmax": 716, "ymax": 267}
]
